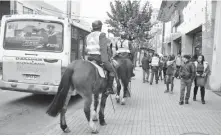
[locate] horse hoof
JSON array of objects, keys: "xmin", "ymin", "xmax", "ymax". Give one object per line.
[
  {"xmin": 63, "ymin": 127, "xmax": 71, "ymax": 133},
  {"xmin": 89, "ymin": 121, "xmax": 98, "ymax": 134},
  {"xmin": 92, "ymin": 111, "xmax": 98, "ymax": 121},
  {"xmin": 100, "ymin": 120, "xmax": 107, "ymax": 126},
  {"xmin": 91, "ymin": 130, "xmax": 99, "ymax": 134},
  {"xmin": 121, "ymin": 99, "xmax": 126, "ymax": 105},
  {"xmin": 115, "ymin": 96, "xmax": 120, "ymax": 103},
  {"xmin": 92, "ymin": 117, "xmax": 98, "ymax": 122}
]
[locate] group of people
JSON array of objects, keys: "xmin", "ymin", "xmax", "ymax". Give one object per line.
[{"xmin": 142, "ymin": 52, "xmax": 211, "ymax": 105}]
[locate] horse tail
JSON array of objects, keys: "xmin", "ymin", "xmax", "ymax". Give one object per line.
[{"xmin": 46, "ymin": 67, "xmax": 74, "ymax": 117}]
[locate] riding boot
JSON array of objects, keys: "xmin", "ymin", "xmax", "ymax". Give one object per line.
[{"xmin": 106, "ymin": 75, "xmax": 115, "ymax": 95}]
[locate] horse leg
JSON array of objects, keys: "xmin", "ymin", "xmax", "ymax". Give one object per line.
[
  {"xmin": 84, "ymin": 94, "xmax": 98, "ymax": 134},
  {"xmin": 99, "ymin": 92, "xmax": 109, "ymax": 126},
  {"xmin": 121, "ymin": 80, "xmax": 129, "ymax": 105},
  {"xmin": 92, "ymin": 94, "xmax": 99, "ymax": 121},
  {"xmin": 60, "ymin": 88, "xmax": 72, "ymax": 133},
  {"xmin": 115, "ymin": 79, "xmax": 121, "ymax": 103}
]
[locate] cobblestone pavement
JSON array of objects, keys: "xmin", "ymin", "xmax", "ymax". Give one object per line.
[{"xmin": 34, "ymin": 67, "xmax": 221, "ymax": 135}]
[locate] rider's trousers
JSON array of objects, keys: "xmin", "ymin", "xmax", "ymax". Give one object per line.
[{"xmin": 88, "ymin": 54, "xmax": 115, "ymax": 76}]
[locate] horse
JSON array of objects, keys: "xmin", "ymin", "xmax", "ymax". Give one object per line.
[
  {"xmin": 112, "ymin": 52, "xmax": 134, "ymax": 105},
  {"xmin": 46, "ymin": 59, "xmax": 120, "ymax": 134}
]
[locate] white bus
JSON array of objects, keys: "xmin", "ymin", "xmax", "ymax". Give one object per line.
[{"xmin": 0, "ymin": 14, "xmax": 91, "ymax": 95}]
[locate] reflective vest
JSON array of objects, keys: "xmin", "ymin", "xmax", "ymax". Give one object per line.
[
  {"xmin": 86, "ymin": 31, "xmax": 101, "ymax": 55},
  {"xmin": 116, "ymin": 39, "xmax": 130, "ymax": 53},
  {"xmin": 151, "ymin": 56, "xmax": 159, "ymax": 66}
]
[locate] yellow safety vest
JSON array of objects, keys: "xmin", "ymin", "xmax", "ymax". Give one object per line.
[{"xmin": 86, "ymin": 31, "xmax": 101, "ymax": 55}]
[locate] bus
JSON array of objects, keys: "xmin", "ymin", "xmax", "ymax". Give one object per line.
[{"xmin": 0, "ymin": 14, "xmax": 91, "ymax": 95}]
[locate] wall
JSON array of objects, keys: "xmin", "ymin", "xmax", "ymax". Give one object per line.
[
  {"xmin": 14, "ymin": 0, "xmax": 63, "ymax": 17},
  {"xmin": 162, "ymin": 0, "xmax": 215, "ymax": 67},
  {"xmin": 0, "ymin": 1, "xmax": 10, "ymax": 19},
  {"xmin": 209, "ymin": 1, "xmax": 221, "ymax": 91},
  {"xmin": 202, "ymin": 1, "xmax": 216, "ymax": 67}
]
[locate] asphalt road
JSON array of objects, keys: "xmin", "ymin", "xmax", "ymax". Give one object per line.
[{"xmin": 0, "ymin": 90, "xmax": 83, "ymax": 135}]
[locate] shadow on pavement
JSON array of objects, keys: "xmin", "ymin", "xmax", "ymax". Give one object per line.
[{"xmin": 5, "ymin": 93, "xmax": 82, "ymax": 109}]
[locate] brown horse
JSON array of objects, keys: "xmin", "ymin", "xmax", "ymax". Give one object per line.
[
  {"xmin": 113, "ymin": 53, "xmax": 134, "ymax": 105},
  {"xmin": 46, "ymin": 59, "xmax": 120, "ymax": 134}
]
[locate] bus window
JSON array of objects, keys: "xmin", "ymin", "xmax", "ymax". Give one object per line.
[
  {"xmin": 4, "ymin": 20, "xmax": 63, "ymax": 52},
  {"xmin": 71, "ymin": 26, "xmax": 79, "ymax": 61}
]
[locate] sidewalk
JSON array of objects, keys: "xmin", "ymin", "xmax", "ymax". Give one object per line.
[{"xmin": 36, "ymin": 67, "xmax": 221, "ymax": 135}]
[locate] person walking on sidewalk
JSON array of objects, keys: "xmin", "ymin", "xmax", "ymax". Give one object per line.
[
  {"xmin": 193, "ymin": 55, "xmax": 211, "ymax": 104},
  {"xmin": 179, "ymin": 55, "xmax": 195, "ymax": 105},
  {"xmin": 162, "ymin": 55, "xmax": 168, "ymax": 84},
  {"xmin": 165, "ymin": 55, "xmax": 176, "ymax": 94},
  {"xmin": 141, "ymin": 52, "xmax": 150, "ymax": 83},
  {"xmin": 175, "ymin": 53, "xmax": 182, "ymax": 79},
  {"xmin": 150, "ymin": 53, "xmax": 160, "ymax": 85},
  {"xmin": 158, "ymin": 57, "xmax": 164, "ymax": 81}
]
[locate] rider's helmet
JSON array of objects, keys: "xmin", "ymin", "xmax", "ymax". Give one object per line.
[
  {"xmin": 92, "ymin": 20, "xmax": 103, "ymax": 30},
  {"xmin": 120, "ymin": 32, "xmax": 127, "ymax": 39}
]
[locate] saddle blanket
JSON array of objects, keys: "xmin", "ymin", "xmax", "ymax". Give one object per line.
[{"xmin": 88, "ymin": 61, "xmax": 106, "ymax": 78}]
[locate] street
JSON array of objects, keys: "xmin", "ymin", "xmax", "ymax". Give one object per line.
[
  {"xmin": 0, "ymin": 90, "xmax": 83, "ymax": 135},
  {"xmin": 0, "ymin": 67, "xmax": 221, "ymax": 135}
]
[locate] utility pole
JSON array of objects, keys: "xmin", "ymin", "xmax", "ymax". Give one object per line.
[{"xmin": 67, "ymin": 0, "xmax": 72, "ymax": 19}]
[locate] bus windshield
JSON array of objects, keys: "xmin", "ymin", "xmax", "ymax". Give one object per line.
[{"xmin": 4, "ymin": 20, "xmax": 63, "ymax": 52}]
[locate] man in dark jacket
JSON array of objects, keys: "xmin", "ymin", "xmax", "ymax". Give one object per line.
[
  {"xmin": 142, "ymin": 52, "xmax": 150, "ymax": 83},
  {"xmin": 179, "ymin": 55, "xmax": 196, "ymax": 105}
]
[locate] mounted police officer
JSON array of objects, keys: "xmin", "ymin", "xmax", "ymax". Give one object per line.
[
  {"xmin": 86, "ymin": 20, "xmax": 115, "ymax": 95},
  {"xmin": 115, "ymin": 34, "xmax": 135, "ymax": 77}
]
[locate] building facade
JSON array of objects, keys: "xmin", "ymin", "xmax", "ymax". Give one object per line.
[
  {"xmin": 149, "ymin": 8, "xmax": 163, "ymax": 54},
  {"xmin": 158, "ymin": 0, "xmax": 215, "ymax": 66},
  {"xmin": 10, "ymin": 0, "xmax": 63, "ymax": 17},
  {"xmin": 158, "ymin": 0, "xmax": 221, "ymax": 91}
]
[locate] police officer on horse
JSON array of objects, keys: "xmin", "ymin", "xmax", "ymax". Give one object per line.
[
  {"xmin": 115, "ymin": 34, "xmax": 135, "ymax": 77},
  {"xmin": 86, "ymin": 20, "xmax": 115, "ymax": 95}
]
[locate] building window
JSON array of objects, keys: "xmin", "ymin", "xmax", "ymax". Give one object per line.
[{"xmin": 23, "ymin": 6, "xmax": 33, "ymax": 14}]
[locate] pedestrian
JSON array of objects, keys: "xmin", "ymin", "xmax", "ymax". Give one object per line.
[
  {"xmin": 162, "ymin": 55, "xmax": 168, "ymax": 84},
  {"xmin": 141, "ymin": 52, "xmax": 150, "ymax": 83},
  {"xmin": 193, "ymin": 55, "xmax": 211, "ymax": 104},
  {"xmin": 165, "ymin": 55, "xmax": 176, "ymax": 94},
  {"xmin": 150, "ymin": 53, "xmax": 160, "ymax": 85},
  {"xmin": 158, "ymin": 57, "xmax": 164, "ymax": 81},
  {"xmin": 175, "ymin": 53, "xmax": 182, "ymax": 78},
  {"xmin": 179, "ymin": 55, "xmax": 195, "ymax": 105}
]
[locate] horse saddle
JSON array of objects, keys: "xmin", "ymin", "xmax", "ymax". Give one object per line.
[{"xmin": 88, "ymin": 60, "xmax": 106, "ymax": 78}]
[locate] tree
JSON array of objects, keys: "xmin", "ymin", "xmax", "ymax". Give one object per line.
[{"xmin": 105, "ymin": 0, "xmax": 154, "ymax": 47}]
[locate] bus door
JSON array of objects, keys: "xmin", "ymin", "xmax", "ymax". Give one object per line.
[{"xmin": 71, "ymin": 26, "xmax": 79, "ymax": 61}]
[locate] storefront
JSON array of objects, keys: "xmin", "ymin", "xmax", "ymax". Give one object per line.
[
  {"xmin": 192, "ymin": 31, "xmax": 202, "ymax": 56},
  {"xmin": 173, "ymin": 37, "xmax": 182, "ymax": 55}
]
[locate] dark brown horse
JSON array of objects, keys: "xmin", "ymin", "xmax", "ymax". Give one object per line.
[
  {"xmin": 46, "ymin": 59, "xmax": 120, "ymax": 134},
  {"xmin": 113, "ymin": 53, "xmax": 134, "ymax": 105}
]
